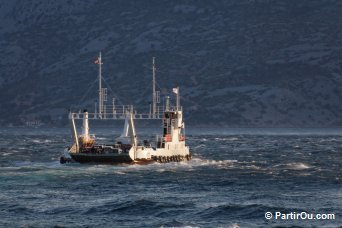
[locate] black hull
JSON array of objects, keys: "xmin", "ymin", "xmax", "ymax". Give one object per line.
[
  {"xmin": 70, "ymin": 153, "xmax": 134, "ymax": 164},
  {"xmin": 64, "ymin": 152, "xmax": 192, "ymax": 165}
]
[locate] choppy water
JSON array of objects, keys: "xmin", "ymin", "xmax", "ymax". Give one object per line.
[{"xmin": 0, "ymin": 127, "xmax": 341, "ymax": 227}]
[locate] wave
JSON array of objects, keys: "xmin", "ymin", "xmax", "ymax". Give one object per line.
[
  {"xmin": 0, "ymin": 157, "xmax": 314, "ymax": 180},
  {"xmin": 1, "ymin": 152, "xmax": 13, "ymax": 156},
  {"xmin": 293, "ymin": 145, "xmax": 302, "ymax": 149},
  {"xmin": 2, "ymin": 204, "xmax": 34, "ymax": 215},
  {"xmin": 184, "ymin": 157, "xmax": 238, "ymax": 168},
  {"xmin": 196, "ymin": 203, "xmax": 307, "ymax": 220},
  {"xmin": 31, "ymin": 139, "xmax": 54, "ymax": 144},
  {"xmin": 94, "ymin": 137, "xmax": 108, "ymax": 140},
  {"xmin": 0, "ymin": 161, "xmax": 63, "ymax": 173},
  {"xmin": 193, "ymin": 144, "xmax": 206, "ymax": 149},
  {"xmin": 214, "ymin": 137, "xmax": 239, "ymax": 141},
  {"xmin": 286, "ymin": 162, "xmax": 311, "ymax": 170},
  {"xmin": 70, "ymin": 158, "xmax": 240, "ymax": 174},
  {"xmin": 272, "ymin": 162, "xmax": 312, "ymax": 171},
  {"xmin": 83, "ymin": 199, "xmax": 190, "ymax": 216}
]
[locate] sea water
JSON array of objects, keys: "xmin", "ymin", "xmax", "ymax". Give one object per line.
[{"xmin": 0, "ymin": 127, "xmax": 341, "ymax": 227}]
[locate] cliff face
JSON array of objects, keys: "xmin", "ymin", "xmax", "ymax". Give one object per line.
[{"xmin": 0, "ymin": 0, "xmax": 341, "ymax": 127}]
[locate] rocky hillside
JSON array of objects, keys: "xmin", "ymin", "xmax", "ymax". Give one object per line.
[{"xmin": 0, "ymin": 0, "xmax": 342, "ymax": 127}]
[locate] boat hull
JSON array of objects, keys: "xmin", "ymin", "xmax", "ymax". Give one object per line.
[
  {"xmin": 65, "ymin": 152, "xmax": 191, "ymax": 165},
  {"xmin": 63, "ymin": 143, "xmax": 192, "ymax": 165},
  {"xmin": 70, "ymin": 153, "xmax": 133, "ymax": 164}
]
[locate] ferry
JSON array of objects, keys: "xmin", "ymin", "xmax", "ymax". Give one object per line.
[{"xmin": 60, "ymin": 53, "xmax": 191, "ymax": 164}]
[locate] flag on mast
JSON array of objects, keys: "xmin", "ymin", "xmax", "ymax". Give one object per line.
[
  {"xmin": 172, "ymin": 87, "xmax": 178, "ymax": 94},
  {"xmin": 94, "ymin": 57, "xmax": 100, "ymax": 64}
]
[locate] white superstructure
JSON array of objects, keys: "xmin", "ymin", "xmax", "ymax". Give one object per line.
[{"xmin": 128, "ymin": 90, "xmax": 190, "ymax": 162}]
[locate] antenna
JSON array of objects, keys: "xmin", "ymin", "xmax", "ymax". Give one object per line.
[
  {"xmin": 152, "ymin": 57, "xmax": 156, "ymax": 117},
  {"xmin": 112, "ymin": 97, "xmax": 116, "ymax": 118}
]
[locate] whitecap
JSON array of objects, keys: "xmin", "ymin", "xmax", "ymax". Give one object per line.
[
  {"xmin": 114, "ymin": 171, "xmax": 126, "ymax": 175},
  {"xmin": 215, "ymin": 137, "xmax": 239, "ymax": 141},
  {"xmin": 1, "ymin": 152, "xmax": 13, "ymax": 156},
  {"xmin": 286, "ymin": 162, "xmax": 311, "ymax": 170},
  {"xmin": 244, "ymin": 165, "xmax": 262, "ymax": 170},
  {"xmin": 31, "ymin": 139, "xmax": 53, "ymax": 144},
  {"xmin": 193, "ymin": 144, "xmax": 206, "ymax": 149},
  {"xmin": 95, "ymin": 137, "xmax": 108, "ymax": 140},
  {"xmin": 156, "ymin": 168, "xmax": 166, "ymax": 172},
  {"xmin": 187, "ymin": 158, "xmax": 237, "ymax": 167}
]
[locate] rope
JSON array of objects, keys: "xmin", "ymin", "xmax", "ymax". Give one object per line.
[{"xmin": 76, "ymin": 78, "xmax": 98, "ymax": 108}]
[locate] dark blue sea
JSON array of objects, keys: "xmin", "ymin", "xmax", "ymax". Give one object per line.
[{"xmin": 0, "ymin": 127, "xmax": 341, "ymax": 227}]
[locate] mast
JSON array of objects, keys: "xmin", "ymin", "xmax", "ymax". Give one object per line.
[
  {"xmin": 98, "ymin": 52, "xmax": 103, "ymax": 117},
  {"xmin": 82, "ymin": 110, "xmax": 89, "ymax": 140},
  {"xmin": 70, "ymin": 113, "xmax": 79, "ymax": 152},
  {"xmin": 176, "ymin": 86, "xmax": 180, "ymax": 111},
  {"xmin": 165, "ymin": 96, "xmax": 170, "ymax": 111},
  {"xmin": 152, "ymin": 57, "xmax": 156, "ymax": 117},
  {"xmin": 128, "ymin": 111, "xmax": 138, "ymax": 146}
]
